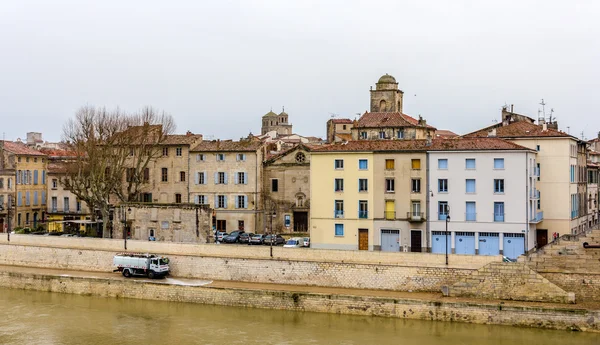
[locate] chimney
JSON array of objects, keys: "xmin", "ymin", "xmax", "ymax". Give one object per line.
[
  {"xmin": 186, "ymin": 130, "xmax": 192, "ymax": 136},
  {"xmin": 510, "ymin": 104, "xmax": 514, "ymax": 113},
  {"xmin": 542, "ymin": 123, "xmax": 548, "ymax": 131},
  {"xmin": 488, "ymin": 128, "xmax": 497, "ymax": 137}
]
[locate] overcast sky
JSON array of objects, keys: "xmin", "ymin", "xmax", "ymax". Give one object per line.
[{"xmin": 1, "ymin": 0, "xmax": 599, "ymax": 142}]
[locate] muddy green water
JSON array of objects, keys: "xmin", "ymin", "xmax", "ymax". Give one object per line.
[{"xmin": 0, "ymin": 289, "xmax": 596, "ymax": 345}]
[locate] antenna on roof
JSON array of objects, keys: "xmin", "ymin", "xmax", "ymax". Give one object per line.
[
  {"xmin": 539, "ymin": 99, "xmax": 546, "ymax": 118},
  {"xmin": 329, "ymin": 113, "xmax": 339, "ymax": 118},
  {"xmin": 567, "ymin": 127, "xmax": 570, "ymax": 135},
  {"xmin": 549, "ymin": 108, "xmax": 554, "ymax": 123},
  {"xmin": 581, "ymin": 131, "xmax": 585, "ymax": 140}
]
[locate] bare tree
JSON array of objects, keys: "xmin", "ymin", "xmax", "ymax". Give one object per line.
[{"xmin": 61, "ymin": 105, "xmax": 175, "ymax": 238}]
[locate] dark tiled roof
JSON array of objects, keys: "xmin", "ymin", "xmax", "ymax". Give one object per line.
[
  {"xmin": 162, "ymin": 134, "xmax": 203, "ymax": 145},
  {"xmin": 355, "ymin": 112, "xmax": 436, "ymax": 129},
  {"xmin": 312, "ymin": 138, "xmax": 531, "ymax": 153},
  {"xmin": 47, "ymin": 161, "xmax": 69, "ymax": 174},
  {"xmin": 463, "ymin": 121, "xmax": 572, "ymax": 138},
  {"xmin": 0, "ymin": 141, "xmax": 46, "ymax": 156},
  {"xmin": 330, "ymin": 118, "xmax": 353, "ymax": 124},
  {"xmin": 191, "ymin": 140, "xmax": 264, "ymax": 152}
]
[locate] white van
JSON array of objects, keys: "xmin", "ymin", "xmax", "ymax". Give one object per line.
[{"xmin": 283, "ymin": 237, "xmax": 304, "ymax": 248}]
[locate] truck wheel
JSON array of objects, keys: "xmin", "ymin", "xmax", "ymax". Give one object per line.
[
  {"xmin": 122, "ymin": 269, "xmax": 131, "ymax": 278},
  {"xmin": 148, "ymin": 271, "xmax": 155, "ymax": 279}
]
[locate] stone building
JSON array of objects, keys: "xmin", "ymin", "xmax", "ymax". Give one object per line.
[
  {"xmin": 587, "ymin": 162, "xmax": 599, "ymax": 228},
  {"xmin": 0, "ymin": 140, "xmax": 47, "ymax": 230},
  {"xmin": 326, "ymin": 118, "xmax": 354, "ymax": 143},
  {"xmin": 263, "ymin": 144, "xmax": 311, "ymax": 234},
  {"xmin": 189, "ymin": 139, "xmax": 265, "ymax": 234},
  {"xmin": 351, "ymin": 74, "xmax": 436, "ymax": 141},
  {"xmin": 261, "ymin": 109, "xmax": 292, "ymax": 136},
  {"xmin": 114, "ymin": 203, "xmax": 211, "ymax": 243},
  {"xmin": 0, "ymin": 169, "xmax": 15, "ymax": 233}
]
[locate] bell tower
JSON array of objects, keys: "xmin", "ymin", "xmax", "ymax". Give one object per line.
[{"xmin": 370, "ymin": 74, "xmax": 404, "ymax": 113}]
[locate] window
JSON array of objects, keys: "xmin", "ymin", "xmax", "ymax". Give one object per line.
[
  {"xmin": 42, "ymin": 170, "xmax": 46, "ymax": 184},
  {"xmin": 379, "ymin": 131, "xmax": 385, "ymax": 139},
  {"xmin": 359, "ymin": 159, "xmax": 368, "ymax": 170},
  {"xmin": 335, "ymin": 200, "xmax": 344, "ymax": 218},
  {"xmin": 237, "ymin": 153, "xmax": 246, "ymax": 161},
  {"xmin": 33, "ymin": 191, "xmax": 38, "ymax": 205},
  {"xmin": 176, "ymin": 147, "xmax": 182, "ymax": 156},
  {"xmin": 180, "ymin": 171, "xmax": 186, "ymax": 182},
  {"xmin": 161, "ymin": 168, "xmax": 168, "ymax": 182},
  {"xmin": 342, "ymin": 125, "xmax": 347, "ymax": 130},
  {"xmin": 236, "ymin": 195, "xmax": 247, "ymax": 209},
  {"xmin": 237, "ymin": 172, "xmax": 246, "ymax": 184},
  {"xmin": 358, "ymin": 178, "xmax": 368, "ymax": 192},
  {"xmin": 465, "ymin": 202, "xmax": 476, "ymax": 221},
  {"xmin": 438, "ymin": 201, "xmax": 449, "ymax": 220},
  {"xmin": 412, "ymin": 201, "xmax": 421, "ymax": 216},
  {"xmin": 438, "ymin": 179, "xmax": 448, "ymax": 193},
  {"xmin": 7, "ymin": 178, "xmax": 11, "ymax": 189},
  {"xmin": 196, "ymin": 154, "xmax": 205, "ymax": 162},
  {"xmin": 537, "ymin": 195, "xmax": 541, "ymax": 210},
  {"xmin": 537, "ymin": 163, "xmax": 540, "ymax": 181},
  {"xmin": 216, "ymin": 220, "xmax": 226, "ymax": 231},
  {"xmin": 411, "ymin": 179, "xmax": 420, "ymax": 193},
  {"xmin": 335, "ymin": 224, "xmax": 344, "ymax": 236},
  {"xmin": 335, "ymin": 159, "xmax": 344, "ymax": 169},
  {"xmin": 33, "ymin": 170, "xmax": 38, "ymax": 185},
  {"xmin": 25, "ymin": 192, "xmax": 30, "ymax": 206},
  {"xmin": 494, "ymin": 158, "xmax": 504, "ymax": 169},
  {"xmin": 216, "ymin": 153, "xmax": 225, "ymax": 161},
  {"xmin": 76, "ymin": 200, "xmax": 81, "ymax": 212},
  {"xmin": 465, "ymin": 159, "xmax": 476, "ymax": 169},
  {"xmin": 386, "ymin": 178, "xmax": 395, "ymax": 192},
  {"xmin": 196, "ymin": 195, "xmax": 206, "ymax": 205},
  {"xmin": 142, "ymin": 193, "xmax": 152, "ymax": 203},
  {"xmin": 397, "ymin": 130, "xmax": 404, "ymax": 139},
  {"xmin": 51, "ymin": 197, "xmax": 57, "ymax": 212},
  {"xmin": 271, "ymin": 179, "xmax": 279, "ymax": 192},
  {"xmin": 570, "ymin": 165, "xmax": 575, "ymax": 183},
  {"xmin": 162, "ymin": 147, "xmax": 169, "ymax": 156},
  {"xmin": 239, "ymin": 220, "xmax": 245, "ymax": 230},
  {"xmin": 175, "ymin": 194, "xmax": 182, "ymax": 203},
  {"xmin": 217, "ymin": 195, "xmax": 226, "ymax": 208},
  {"xmin": 360, "ymin": 131, "xmax": 367, "ymax": 139},
  {"xmin": 536, "ymin": 145, "xmax": 540, "ymax": 151},
  {"xmin": 0, "ymin": 178, "xmax": 3, "ymax": 189},
  {"xmin": 64, "ymin": 197, "xmax": 69, "ymax": 212},
  {"xmin": 197, "ymin": 172, "xmax": 206, "ymax": 184},
  {"xmin": 411, "ymin": 159, "xmax": 421, "ymax": 170},
  {"xmin": 385, "ymin": 159, "xmax": 395, "ymax": 170},
  {"xmin": 494, "ymin": 202, "xmax": 505, "ymax": 222},
  {"xmin": 335, "ymin": 178, "xmax": 344, "ymax": 192},
  {"xmin": 438, "ymin": 159, "xmax": 448, "ymax": 169},
  {"xmin": 466, "ymin": 179, "xmax": 476, "ymax": 193},
  {"xmin": 217, "ymin": 172, "xmax": 226, "ymax": 184},
  {"xmin": 494, "ymin": 179, "xmax": 504, "ymax": 193},
  {"xmin": 143, "ymin": 168, "xmax": 150, "ymax": 182},
  {"xmin": 52, "ymin": 179, "xmax": 58, "ymax": 189},
  {"xmin": 359, "ymin": 200, "xmax": 368, "ymax": 218}
]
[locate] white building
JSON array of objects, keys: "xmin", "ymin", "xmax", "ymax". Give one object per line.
[{"xmin": 428, "ymin": 147, "xmax": 538, "ymax": 259}]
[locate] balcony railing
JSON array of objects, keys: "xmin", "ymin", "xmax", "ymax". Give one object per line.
[
  {"xmin": 530, "ymin": 211, "xmax": 543, "ymax": 223},
  {"xmin": 384, "ymin": 211, "xmax": 396, "ymax": 220},
  {"xmin": 494, "ymin": 213, "xmax": 505, "ymax": 222},
  {"xmin": 530, "ymin": 189, "xmax": 540, "ymax": 199},
  {"xmin": 407, "ymin": 212, "xmax": 424, "ymax": 222},
  {"xmin": 438, "ymin": 213, "xmax": 449, "ymax": 221},
  {"xmin": 465, "ymin": 212, "xmax": 477, "ymax": 222},
  {"xmin": 334, "ymin": 210, "xmax": 344, "ymax": 218},
  {"xmin": 358, "ymin": 210, "xmax": 368, "ymax": 219},
  {"xmin": 530, "ymin": 167, "xmax": 540, "ymax": 177}
]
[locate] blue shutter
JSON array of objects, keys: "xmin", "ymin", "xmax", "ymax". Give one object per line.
[
  {"xmin": 203, "ymin": 172, "xmax": 207, "ymax": 184},
  {"xmin": 224, "ymin": 195, "xmax": 228, "ymax": 208},
  {"xmin": 214, "ymin": 172, "xmax": 219, "ymax": 184},
  {"xmin": 244, "ymin": 195, "xmax": 248, "ymax": 209},
  {"xmin": 26, "ymin": 192, "xmax": 30, "ymax": 206},
  {"xmin": 33, "ymin": 191, "xmax": 38, "ymax": 205},
  {"xmin": 195, "ymin": 172, "xmax": 199, "ymax": 185},
  {"xmin": 42, "ymin": 170, "xmax": 46, "ymax": 184},
  {"xmin": 244, "ymin": 172, "xmax": 248, "ymax": 185},
  {"xmin": 224, "ymin": 173, "xmax": 228, "ymax": 185},
  {"xmin": 235, "ymin": 196, "xmax": 239, "ymax": 209},
  {"xmin": 17, "ymin": 192, "xmax": 22, "ymax": 206},
  {"xmin": 214, "ymin": 195, "xmax": 218, "ymax": 208},
  {"xmin": 466, "ymin": 179, "xmax": 475, "ymax": 193},
  {"xmin": 41, "ymin": 191, "xmax": 46, "ymax": 205},
  {"xmin": 234, "ymin": 172, "xmax": 239, "ymax": 184},
  {"xmin": 33, "ymin": 170, "xmax": 38, "ymax": 185}
]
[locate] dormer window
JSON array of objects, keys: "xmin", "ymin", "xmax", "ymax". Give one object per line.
[{"xmin": 379, "ymin": 131, "xmax": 385, "ymax": 139}]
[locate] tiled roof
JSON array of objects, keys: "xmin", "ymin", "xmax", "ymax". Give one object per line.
[
  {"xmin": 463, "ymin": 121, "xmax": 572, "ymax": 139},
  {"xmin": 356, "ymin": 112, "xmax": 436, "ymax": 129},
  {"xmin": 0, "ymin": 141, "xmax": 46, "ymax": 156},
  {"xmin": 335, "ymin": 133, "xmax": 353, "ymax": 142},
  {"xmin": 39, "ymin": 148, "xmax": 79, "ymax": 158},
  {"xmin": 48, "ymin": 161, "xmax": 69, "ymax": 174},
  {"xmin": 191, "ymin": 140, "xmax": 264, "ymax": 152},
  {"xmin": 330, "ymin": 118, "xmax": 353, "ymax": 124},
  {"xmin": 162, "ymin": 134, "xmax": 203, "ymax": 145},
  {"xmin": 312, "ymin": 138, "xmax": 531, "ymax": 153},
  {"xmin": 264, "ymin": 143, "xmax": 313, "ymax": 162},
  {"xmin": 434, "ymin": 129, "xmax": 458, "ymax": 138}
]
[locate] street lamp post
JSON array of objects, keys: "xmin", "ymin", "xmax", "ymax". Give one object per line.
[
  {"xmin": 269, "ymin": 206, "xmax": 276, "ymax": 258},
  {"xmin": 0, "ymin": 197, "xmax": 12, "ymax": 242},
  {"xmin": 445, "ymin": 207, "xmax": 451, "ymax": 266},
  {"xmin": 123, "ymin": 206, "xmax": 131, "ymax": 250}
]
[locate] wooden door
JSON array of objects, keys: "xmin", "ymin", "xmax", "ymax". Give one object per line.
[
  {"xmin": 293, "ymin": 212, "xmax": 308, "ymax": 232},
  {"xmin": 536, "ymin": 229, "xmax": 548, "ymax": 249},
  {"xmin": 358, "ymin": 229, "xmax": 369, "ymax": 250},
  {"xmin": 410, "ymin": 230, "xmax": 422, "ymax": 252}
]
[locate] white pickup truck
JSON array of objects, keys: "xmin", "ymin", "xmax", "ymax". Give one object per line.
[{"xmin": 113, "ymin": 253, "xmax": 170, "ymax": 279}]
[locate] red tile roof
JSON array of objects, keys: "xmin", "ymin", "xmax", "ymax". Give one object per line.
[
  {"xmin": 463, "ymin": 121, "xmax": 572, "ymax": 139},
  {"xmin": 330, "ymin": 118, "xmax": 353, "ymax": 124},
  {"xmin": 312, "ymin": 138, "xmax": 531, "ymax": 153},
  {"xmin": 356, "ymin": 112, "xmax": 436, "ymax": 129},
  {"xmin": 434, "ymin": 129, "xmax": 458, "ymax": 138},
  {"xmin": 191, "ymin": 140, "xmax": 264, "ymax": 152},
  {"xmin": 0, "ymin": 141, "xmax": 46, "ymax": 156},
  {"xmin": 163, "ymin": 134, "xmax": 203, "ymax": 145},
  {"xmin": 335, "ymin": 133, "xmax": 353, "ymax": 142}
]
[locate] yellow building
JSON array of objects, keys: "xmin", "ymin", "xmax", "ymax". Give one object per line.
[{"xmin": 0, "ymin": 141, "xmax": 47, "ymax": 230}]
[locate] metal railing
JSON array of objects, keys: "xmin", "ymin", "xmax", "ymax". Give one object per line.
[
  {"xmin": 438, "ymin": 213, "xmax": 449, "ymax": 221},
  {"xmin": 530, "ymin": 189, "xmax": 540, "ymax": 198},
  {"xmin": 407, "ymin": 212, "xmax": 424, "ymax": 221},
  {"xmin": 494, "ymin": 213, "xmax": 505, "ymax": 222},
  {"xmin": 358, "ymin": 211, "xmax": 368, "ymax": 219},
  {"xmin": 334, "ymin": 210, "xmax": 344, "ymax": 218},
  {"xmin": 384, "ymin": 211, "xmax": 395, "ymax": 220}
]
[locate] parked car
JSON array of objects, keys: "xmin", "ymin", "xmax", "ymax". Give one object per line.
[
  {"xmin": 302, "ymin": 237, "xmax": 310, "ymax": 247},
  {"xmin": 502, "ymin": 256, "xmax": 517, "ymax": 263},
  {"xmin": 239, "ymin": 232, "xmax": 254, "ymax": 244},
  {"xmin": 223, "ymin": 230, "xmax": 245, "ymax": 243},
  {"xmin": 249, "ymin": 234, "xmax": 265, "ymax": 245},
  {"xmin": 283, "ymin": 237, "xmax": 304, "ymax": 248},
  {"xmin": 216, "ymin": 231, "xmax": 228, "ymax": 242},
  {"xmin": 263, "ymin": 234, "xmax": 285, "ymax": 246}
]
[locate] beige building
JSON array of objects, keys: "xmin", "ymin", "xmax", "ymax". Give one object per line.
[
  {"xmin": 0, "ymin": 168, "xmax": 15, "ymax": 232},
  {"xmin": 0, "ymin": 140, "xmax": 47, "ymax": 230},
  {"xmin": 326, "ymin": 118, "xmax": 354, "ymax": 143},
  {"xmin": 189, "ymin": 139, "xmax": 265, "ymax": 234},
  {"xmin": 263, "ymin": 144, "xmax": 311, "ymax": 234},
  {"xmin": 588, "ymin": 162, "xmax": 599, "ymax": 228}
]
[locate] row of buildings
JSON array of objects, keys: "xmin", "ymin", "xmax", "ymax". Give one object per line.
[{"xmin": 0, "ymin": 74, "xmax": 598, "ymax": 260}]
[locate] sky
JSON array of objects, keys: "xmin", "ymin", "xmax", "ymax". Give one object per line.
[{"xmin": 1, "ymin": 0, "xmax": 599, "ymax": 142}]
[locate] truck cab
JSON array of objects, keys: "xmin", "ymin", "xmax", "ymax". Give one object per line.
[{"xmin": 113, "ymin": 253, "xmax": 170, "ymax": 279}]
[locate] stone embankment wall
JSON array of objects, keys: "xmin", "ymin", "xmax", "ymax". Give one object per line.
[
  {"xmin": 0, "ymin": 270, "xmax": 598, "ymax": 333},
  {"xmin": 0, "ymin": 234, "xmax": 498, "ymax": 292},
  {"xmin": 445, "ymin": 262, "xmax": 574, "ymax": 304},
  {"xmin": 520, "ymin": 229, "xmax": 600, "ymax": 301}
]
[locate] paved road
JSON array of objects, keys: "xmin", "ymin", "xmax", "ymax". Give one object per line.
[{"xmin": 1, "ymin": 264, "xmax": 598, "ymax": 310}]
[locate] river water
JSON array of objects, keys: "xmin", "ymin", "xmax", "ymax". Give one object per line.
[{"xmin": 0, "ymin": 289, "xmax": 596, "ymax": 345}]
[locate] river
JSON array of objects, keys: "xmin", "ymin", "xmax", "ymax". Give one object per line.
[{"xmin": 0, "ymin": 289, "xmax": 596, "ymax": 345}]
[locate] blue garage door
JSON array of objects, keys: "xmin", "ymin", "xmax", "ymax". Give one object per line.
[
  {"xmin": 478, "ymin": 232, "xmax": 499, "ymax": 256},
  {"xmin": 432, "ymin": 231, "xmax": 451, "ymax": 254},
  {"xmin": 455, "ymin": 232, "xmax": 475, "ymax": 255},
  {"xmin": 503, "ymin": 233, "xmax": 525, "ymax": 260},
  {"xmin": 381, "ymin": 230, "xmax": 400, "ymax": 252}
]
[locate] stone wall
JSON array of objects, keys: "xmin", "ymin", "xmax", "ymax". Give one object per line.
[
  {"xmin": 445, "ymin": 262, "xmax": 574, "ymax": 304},
  {"xmin": 1, "ymin": 270, "xmax": 598, "ymax": 332}
]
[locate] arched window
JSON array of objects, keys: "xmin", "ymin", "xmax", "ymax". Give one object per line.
[{"xmin": 379, "ymin": 100, "xmax": 387, "ymax": 112}]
